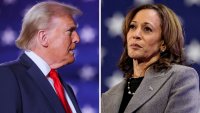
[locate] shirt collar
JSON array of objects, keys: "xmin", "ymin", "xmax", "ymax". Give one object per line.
[{"xmin": 25, "ymin": 50, "xmax": 51, "ymax": 76}]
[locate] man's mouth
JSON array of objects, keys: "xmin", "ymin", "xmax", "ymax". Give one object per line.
[
  {"xmin": 68, "ymin": 44, "xmax": 76, "ymax": 55},
  {"xmin": 69, "ymin": 49, "xmax": 74, "ymax": 55}
]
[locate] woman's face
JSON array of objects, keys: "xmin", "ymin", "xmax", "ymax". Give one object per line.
[{"xmin": 127, "ymin": 9, "xmax": 162, "ymax": 62}]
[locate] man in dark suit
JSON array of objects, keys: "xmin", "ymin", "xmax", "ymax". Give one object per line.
[{"xmin": 0, "ymin": 1, "xmax": 82, "ymax": 113}]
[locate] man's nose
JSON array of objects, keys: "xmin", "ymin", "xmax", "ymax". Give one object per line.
[{"xmin": 72, "ymin": 31, "xmax": 80, "ymax": 43}]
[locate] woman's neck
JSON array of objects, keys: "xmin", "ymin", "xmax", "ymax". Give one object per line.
[{"xmin": 133, "ymin": 54, "xmax": 160, "ymax": 78}]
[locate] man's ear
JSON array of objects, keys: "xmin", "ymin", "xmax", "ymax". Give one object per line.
[{"xmin": 37, "ymin": 30, "xmax": 48, "ymax": 47}]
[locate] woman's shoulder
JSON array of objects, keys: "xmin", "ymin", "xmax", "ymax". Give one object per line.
[
  {"xmin": 171, "ymin": 64, "xmax": 198, "ymax": 73},
  {"xmin": 102, "ymin": 79, "xmax": 126, "ymax": 96},
  {"xmin": 170, "ymin": 64, "xmax": 199, "ymax": 82}
]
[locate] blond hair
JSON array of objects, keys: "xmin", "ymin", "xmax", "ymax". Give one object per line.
[{"xmin": 16, "ymin": 1, "xmax": 81, "ymax": 50}]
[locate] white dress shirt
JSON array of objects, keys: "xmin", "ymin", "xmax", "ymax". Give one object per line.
[{"xmin": 25, "ymin": 51, "xmax": 77, "ymax": 113}]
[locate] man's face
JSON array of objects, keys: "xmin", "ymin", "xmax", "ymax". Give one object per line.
[{"xmin": 46, "ymin": 15, "xmax": 80, "ymax": 68}]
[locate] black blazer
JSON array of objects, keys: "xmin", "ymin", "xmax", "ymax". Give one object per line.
[{"xmin": 0, "ymin": 53, "xmax": 81, "ymax": 113}]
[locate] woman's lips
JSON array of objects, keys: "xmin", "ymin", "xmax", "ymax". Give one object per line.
[{"xmin": 130, "ymin": 43, "xmax": 142, "ymax": 49}]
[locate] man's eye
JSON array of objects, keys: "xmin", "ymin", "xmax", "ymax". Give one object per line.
[
  {"xmin": 67, "ymin": 29, "xmax": 74, "ymax": 32},
  {"xmin": 66, "ymin": 29, "xmax": 74, "ymax": 35}
]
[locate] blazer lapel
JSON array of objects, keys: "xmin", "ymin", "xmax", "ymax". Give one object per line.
[
  {"xmin": 124, "ymin": 67, "xmax": 173, "ymax": 113},
  {"xmin": 103, "ymin": 80, "xmax": 126, "ymax": 113},
  {"xmin": 19, "ymin": 54, "xmax": 66, "ymax": 113}
]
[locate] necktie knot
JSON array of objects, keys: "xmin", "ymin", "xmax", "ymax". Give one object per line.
[{"xmin": 49, "ymin": 69, "xmax": 59, "ymax": 81}]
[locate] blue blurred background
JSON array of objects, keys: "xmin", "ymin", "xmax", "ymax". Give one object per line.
[
  {"xmin": 0, "ymin": 0, "xmax": 99, "ymax": 113},
  {"xmin": 101, "ymin": 0, "xmax": 200, "ymax": 93}
]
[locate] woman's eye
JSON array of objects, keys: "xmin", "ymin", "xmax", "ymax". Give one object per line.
[
  {"xmin": 144, "ymin": 27, "xmax": 152, "ymax": 32},
  {"xmin": 129, "ymin": 24, "xmax": 135, "ymax": 29}
]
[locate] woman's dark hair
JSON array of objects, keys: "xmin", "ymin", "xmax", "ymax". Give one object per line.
[{"xmin": 118, "ymin": 4, "xmax": 185, "ymax": 77}]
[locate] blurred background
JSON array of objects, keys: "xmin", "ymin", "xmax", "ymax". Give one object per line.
[
  {"xmin": 0, "ymin": 0, "xmax": 99, "ymax": 113},
  {"xmin": 101, "ymin": 0, "xmax": 200, "ymax": 93}
]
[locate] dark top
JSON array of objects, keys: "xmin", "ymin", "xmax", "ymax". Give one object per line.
[{"xmin": 118, "ymin": 77, "xmax": 144, "ymax": 113}]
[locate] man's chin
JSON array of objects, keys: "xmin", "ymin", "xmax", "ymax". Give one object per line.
[
  {"xmin": 50, "ymin": 57, "xmax": 75, "ymax": 69},
  {"xmin": 65, "ymin": 58, "xmax": 75, "ymax": 65}
]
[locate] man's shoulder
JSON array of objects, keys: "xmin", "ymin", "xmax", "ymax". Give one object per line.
[
  {"xmin": 0, "ymin": 53, "xmax": 30, "ymax": 70},
  {"xmin": 0, "ymin": 60, "xmax": 21, "ymax": 83},
  {"xmin": 0, "ymin": 60, "xmax": 20, "ymax": 69},
  {"xmin": 0, "ymin": 59, "xmax": 27, "ymax": 76},
  {"xmin": 0, "ymin": 60, "xmax": 17, "ymax": 69}
]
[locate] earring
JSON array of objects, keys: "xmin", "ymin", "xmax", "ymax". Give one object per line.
[
  {"xmin": 160, "ymin": 41, "xmax": 166, "ymax": 53},
  {"xmin": 161, "ymin": 49, "xmax": 165, "ymax": 52},
  {"xmin": 160, "ymin": 46, "xmax": 166, "ymax": 52}
]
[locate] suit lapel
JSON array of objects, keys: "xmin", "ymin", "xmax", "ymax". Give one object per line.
[
  {"xmin": 60, "ymin": 77, "xmax": 82, "ymax": 113},
  {"xmin": 19, "ymin": 54, "xmax": 66, "ymax": 113},
  {"xmin": 124, "ymin": 67, "xmax": 173, "ymax": 113}
]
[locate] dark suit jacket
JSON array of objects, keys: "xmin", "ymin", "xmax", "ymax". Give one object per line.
[
  {"xmin": 102, "ymin": 64, "xmax": 200, "ymax": 113},
  {"xmin": 0, "ymin": 53, "xmax": 81, "ymax": 113}
]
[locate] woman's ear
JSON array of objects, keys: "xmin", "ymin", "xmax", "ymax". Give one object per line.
[
  {"xmin": 37, "ymin": 30, "xmax": 48, "ymax": 47},
  {"xmin": 160, "ymin": 40, "xmax": 166, "ymax": 52}
]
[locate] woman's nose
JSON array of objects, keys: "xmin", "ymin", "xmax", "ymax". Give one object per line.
[{"xmin": 133, "ymin": 28, "xmax": 142, "ymax": 40}]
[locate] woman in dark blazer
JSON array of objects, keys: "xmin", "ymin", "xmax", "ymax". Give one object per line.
[{"xmin": 101, "ymin": 4, "xmax": 199, "ymax": 113}]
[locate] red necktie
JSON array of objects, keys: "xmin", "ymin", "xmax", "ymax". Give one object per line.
[{"xmin": 49, "ymin": 69, "xmax": 72, "ymax": 113}]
